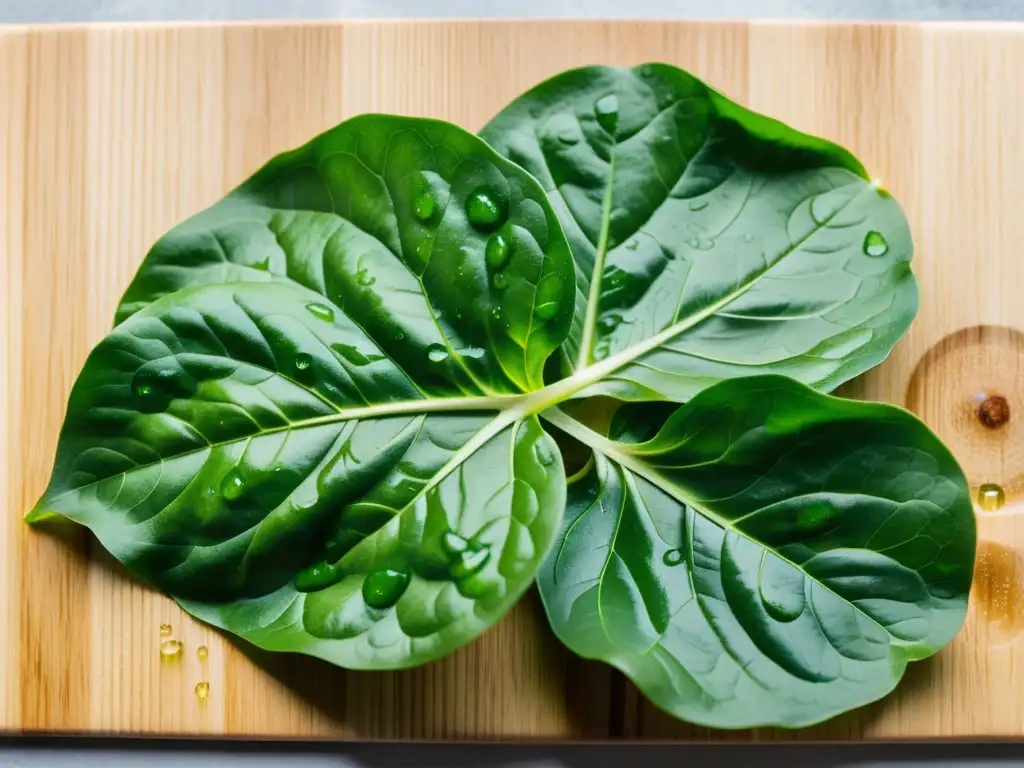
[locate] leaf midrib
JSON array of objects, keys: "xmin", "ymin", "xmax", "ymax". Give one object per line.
[{"xmin": 37, "ymin": 395, "xmax": 521, "ymax": 508}]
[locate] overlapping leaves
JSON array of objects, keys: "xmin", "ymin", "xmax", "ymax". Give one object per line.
[{"xmin": 26, "ymin": 64, "xmax": 973, "ymax": 726}]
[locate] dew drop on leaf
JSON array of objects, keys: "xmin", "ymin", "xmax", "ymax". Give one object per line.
[
  {"xmin": 195, "ymin": 681, "xmax": 210, "ymax": 701},
  {"xmin": 159, "ymin": 623, "xmax": 172, "ymax": 637},
  {"xmin": 459, "ymin": 347, "xmax": 486, "ymax": 360},
  {"xmin": 533, "ymin": 440, "xmax": 556, "ymax": 466},
  {"xmin": 356, "ymin": 268, "xmax": 376, "ymax": 287},
  {"xmin": 598, "ymin": 313, "xmax": 622, "ymax": 334},
  {"xmin": 485, "ymin": 232, "xmax": 511, "ymax": 269},
  {"xmin": 863, "ymin": 230, "xmax": 889, "ymax": 257},
  {"xmin": 491, "ymin": 306, "xmax": 503, "ymax": 321},
  {"xmin": 697, "ymin": 237, "xmax": 714, "ymax": 251},
  {"xmin": 362, "ymin": 568, "xmax": 411, "ymax": 609},
  {"xmin": 294, "ymin": 352, "xmax": 313, "ymax": 371},
  {"xmin": 197, "ymin": 645, "xmax": 208, "ymax": 661},
  {"xmin": 449, "ymin": 547, "xmax": 490, "ymax": 580},
  {"xmin": 492, "ymin": 272, "xmax": 509, "ymax": 291},
  {"xmin": 557, "ymin": 125, "xmax": 580, "ymax": 145},
  {"xmin": 295, "ymin": 560, "xmax": 342, "ymax": 592},
  {"xmin": 220, "ymin": 469, "xmax": 245, "ymax": 501},
  {"xmin": 534, "ymin": 302, "xmax": 559, "ymax": 321},
  {"xmin": 625, "ymin": 239, "xmax": 639, "ymax": 251},
  {"xmin": 441, "ymin": 531, "xmax": 470, "ymax": 556},
  {"xmin": 332, "ymin": 343, "xmax": 383, "ymax": 367},
  {"xmin": 638, "ymin": 63, "xmax": 654, "ymax": 78},
  {"xmin": 306, "ymin": 302, "xmax": 335, "ymax": 323},
  {"xmin": 686, "ymin": 237, "xmax": 700, "ymax": 248},
  {"xmin": 662, "ymin": 549, "xmax": 684, "ymax": 567},
  {"xmin": 413, "ymin": 191, "xmax": 436, "ymax": 221},
  {"xmin": 688, "ymin": 199, "xmax": 709, "ymax": 212},
  {"xmin": 465, "ymin": 187, "xmax": 506, "ymax": 231},
  {"xmin": 739, "ymin": 233, "xmax": 754, "ymax": 243},
  {"xmin": 594, "ymin": 94, "xmax": 619, "ymax": 135},
  {"xmin": 427, "ymin": 344, "xmax": 450, "ymax": 363}
]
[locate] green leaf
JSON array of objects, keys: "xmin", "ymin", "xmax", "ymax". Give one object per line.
[
  {"xmin": 481, "ymin": 63, "xmax": 918, "ymax": 402},
  {"xmin": 28, "ymin": 112, "xmax": 578, "ymax": 670},
  {"xmin": 115, "ymin": 114, "xmax": 576, "ymax": 393},
  {"xmin": 540, "ymin": 376, "xmax": 974, "ymax": 728}
]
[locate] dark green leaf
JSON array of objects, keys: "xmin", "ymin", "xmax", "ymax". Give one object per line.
[
  {"xmin": 115, "ymin": 114, "xmax": 576, "ymax": 393},
  {"xmin": 28, "ymin": 112, "xmax": 578, "ymax": 669},
  {"xmin": 481, "ymin": 63, "xmax": 918, "ymax": 402},
  {"xmin": 540, "ymin": 376, "xmax": 973, "ymax": 728}
]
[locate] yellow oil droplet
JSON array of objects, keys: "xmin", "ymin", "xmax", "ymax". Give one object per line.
[
  {"xmin": 197, "ymin": 645, "xmax": 208, "ymax": 661},
  {"xmin": 159, "ymin": 638, "xmax": 182, "ymax": 658},
  {"xmin": 195, "ymin": 681, "xmax": 210, "ymax": 701},
  {"xmin": 159, "ymin": 623, "xmax": 172, "ymax": 637},
  {"xmin": 979, "ymin": 483, "xmax": 1006, "ymax": 512}
]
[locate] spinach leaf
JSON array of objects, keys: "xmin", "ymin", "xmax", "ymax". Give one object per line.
[
  {"xmin": 541, "ymin": 376, "xmax": 974, "ymax": 728},
  {"xmin": 114, "ymin": 114, "xmax": 574, "ymax": 392},
  {"xmin": 481, "ymin": 64, "xmax": 917, "ymax": 402},
  {"xmin": 26, "ymin": 115, "xmax": 577, "ymax": 669}
]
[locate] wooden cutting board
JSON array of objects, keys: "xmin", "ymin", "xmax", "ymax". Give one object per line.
[{"xmin": 2, "ymin": 18, "xmax": 1024, "ymax": 740}]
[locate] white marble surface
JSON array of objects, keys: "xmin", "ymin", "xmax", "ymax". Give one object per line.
[
  {"xmin": 3, "ymin": 0, "xmax": 1024, "ymax": 763},
  {"xmin": 1, "ymin": 0, "xmax": 1023, "ymax": 22}
]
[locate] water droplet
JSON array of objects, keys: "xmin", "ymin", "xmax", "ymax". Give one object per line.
[
  {"xmin": 689, "ymin": 199, "xmax": 709, "ymax": 212},
  {"xmin": 197, "ymin": 645, "xmax": 208, "ymax": 661},
  {"xmin": 638, "ymin": 63, "xmax": 654, "ymax": 78},
  {"xmin": 739, "ymin": 233, "xmax": 754, "ymax": 243},
  {"xmin": 863, "ymin": 230, "xmax": 889, "ymax": 257},
  {"xmin": 598, "ymin": 313, "xmax": 622, "ymax": 334},
  {"xmin": 449, "ymin": 547, "xmax": 490, "ymax": 580},
  {"xmin": 485, "ymin": 232, "xmax": 511, "ymax": 270},
  {"xmin": 362, "ymin": 568, "xmax": 411, "ymax": 609},
  {"xmin": 594, "ymin": 94, "xmax": 619, "ymax": 135},
  {"xmin": 394, "ymin": 331, "xmax": 405, "ymax": 341},
  {"xmin": 979, "ymin": 483, "xmax": 1006, "ymax": 512},
  {"xmin": 356, "ymin": 268, "xmax": 377, "ymax": 287},
  {"xmin": 492, "ymin": 272, "xmax": 509, "ymax": 291},
  {"xmin": 295, "ymin": 559, "xmax": 342, "ymax": 592},
  {"xmin": 557, "ymin": 125, "xmax": 580, "ymax": 145},
  {"xmin": 441, "ymin": 531, "xmax": 470, "ymax": 556},
  {"xmin": 160, "ymin": 639, "xmax": 182, "ymax": 658},
  {"xmin": 491, "ymin": 307, "xmax": 503, "ymax": 321},
  {"xmin": 465, "ymin": 188, "xmax": 506, "ymax": 231},
  {"xmin": 697, "ymin": 237, "xmax": 714, "ymax": 251},
  {"xmin": 195, "ymin": 681, "xmax": 210, "ymax": 701},
  {"xmin": 625, "ymin": 239, "xmax": 639, "ymax": 251},
  {"xmin": 332, "ymin": 343, "xmax": 383, "ymax": 367},
  {"xmin": 534, "ymin": 301, "xmax": 559, "ymax": 321},
  {"xmin": 663, "ymin": 549, "xmax": 685, "ymax": 566},
  {"xmin": 220, "ymin": 469, "xmax": 245, "ymax": 501},
  {"xmin": 294, "ymin": 352, "xmax": 313, "ymax": 371},
  {"xmin": 459, "ymin": 347, "xmax": 486, "ymax": 360},
  {"xmin": 306, "ymin": 302, "xmax": 335, "ymax": 323},
  {"xmin": 533, "ymin": 440, "xmax": 556, "ymax": 466},
  {"xmin": 159, "ymin": 623, "xmax": 172, "ymax": 637},
  {"xmin": 686, "ymin": 237, "xmax": 700, "ymax": 248},
  {"xmin": 413, "ymin": 191, "xmax": 436, "ymax": 221},
  {"xmin": 427, "ymin": 344, "xmax": 449, "ymax": 363},
  {"xmin": 415, "ymin": 239, "xmax": 432, "ymax": 261}
]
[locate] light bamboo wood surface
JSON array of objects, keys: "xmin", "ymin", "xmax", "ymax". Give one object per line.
[{"xmin": 2, "ymin": 18, "xmax": 1024, "ymax": 740}]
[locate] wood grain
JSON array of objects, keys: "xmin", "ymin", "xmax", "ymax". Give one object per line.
[{"xmin": 1, "ymin": 19, "xmax": 1022, "ymax": 739}]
